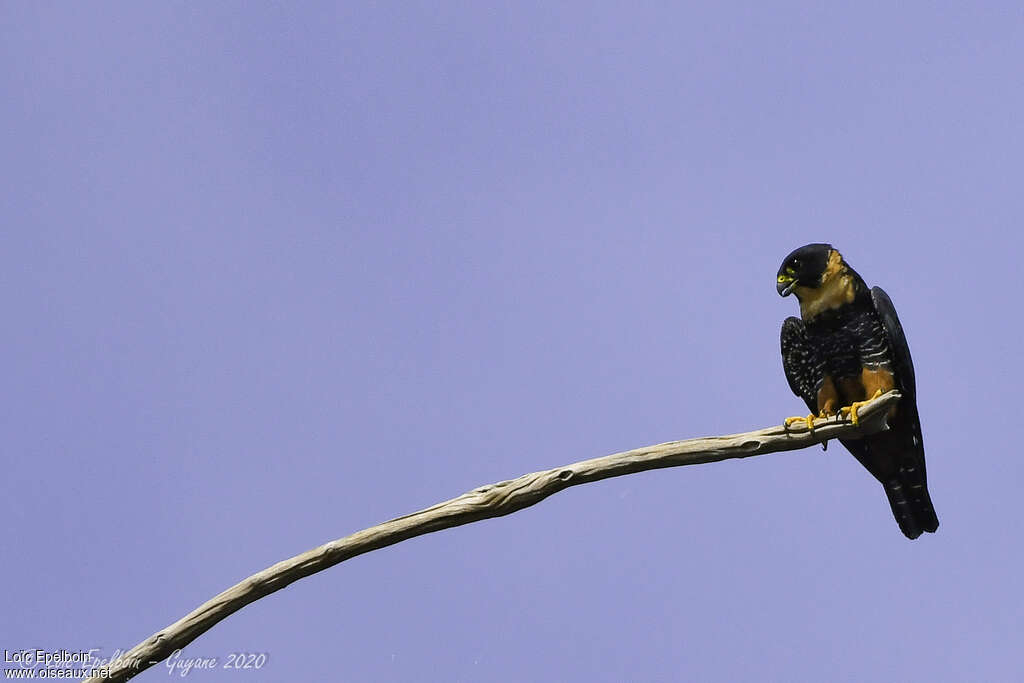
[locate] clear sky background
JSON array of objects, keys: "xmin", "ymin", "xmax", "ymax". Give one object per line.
[{"xmin": 3, "ymin": 2, "xmax": 1022, "ymax": 681}]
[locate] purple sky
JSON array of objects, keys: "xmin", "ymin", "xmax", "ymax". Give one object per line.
[{"xmin": 4, "ymin": 2, "xmax": 1022, "ymax": 681}]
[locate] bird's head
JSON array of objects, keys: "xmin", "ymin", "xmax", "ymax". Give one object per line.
[
  {"xmin": 776, "ymin": 243, "xmax": 835, "ymax": 298},
  {"xmin": 777, "ymin": 243, "xmax": 866, "ymax": 319}
]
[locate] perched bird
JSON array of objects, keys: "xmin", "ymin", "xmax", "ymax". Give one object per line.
[{"xmin": 776, "ymin": 243, "xmax": 938, "ymax": 539}]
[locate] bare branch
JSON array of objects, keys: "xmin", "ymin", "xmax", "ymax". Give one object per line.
[{"xmin": 87, "ymin": 391, "xmax": 900, "ymax": 682}]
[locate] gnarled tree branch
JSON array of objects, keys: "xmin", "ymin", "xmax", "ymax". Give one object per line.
[{"xmin": 87, "ymin": 391, "xmax": 901, "ymax": 682}]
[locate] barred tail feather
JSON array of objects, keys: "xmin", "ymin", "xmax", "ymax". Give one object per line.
[
  {"xmin": 883, "ymin": 476, "xmax": 939, "ymax": 540},
  {"xmin": 840, "ymin": 404, "xmax": 938, "ymax": 540}
]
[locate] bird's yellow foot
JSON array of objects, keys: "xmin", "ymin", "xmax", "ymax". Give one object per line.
[
  {"xmin": 840, "ymin": 389, "xmax": 884, "ymax": 426},
  {"xmin": 785, "ymin": 414, "xmax": 816, "ymax": 431}
]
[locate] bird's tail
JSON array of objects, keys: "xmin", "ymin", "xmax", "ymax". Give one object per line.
[
  {"xmin": 841, "ymin": 402, "xmax": 939, "ymax": 540},
  {"xmin": 882, "ymin": 455, "xmax": 939, "ymax": 540}
]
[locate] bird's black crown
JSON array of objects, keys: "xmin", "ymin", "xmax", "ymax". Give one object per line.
[{"xmin": 777, "ymin": 243, "xmax": 832, "ymax": 296}]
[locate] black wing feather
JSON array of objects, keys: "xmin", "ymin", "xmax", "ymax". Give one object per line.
[
  {"xmin": 840, "ymin": 287, "xmax": 937, "ymax": 538},
  {"xmin": 780, "ymin": 316, "xmax": 819, "ymax": 415},
  {"xmin": 871, "ymin": 286, "xmax": 916, "ymax": 399}
]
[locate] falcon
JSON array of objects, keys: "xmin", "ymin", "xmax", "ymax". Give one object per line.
[{"xmin": 776, "ymin": 243, "xmax": 938, "ymax": 539}]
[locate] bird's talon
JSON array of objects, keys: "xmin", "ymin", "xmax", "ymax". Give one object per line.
[
  {"xmin": 785, "ymin": 414, "xmax": 816, "ymax": 431},
  {"xmin": 839, "ymin": 404, "xmax": 859, "ymax": 426},
  {"xmin": 839, "ymin": 389, "xmax": 884, "ymax": 426}
]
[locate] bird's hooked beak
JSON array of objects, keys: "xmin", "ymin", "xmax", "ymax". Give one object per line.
[{"xmin": 777, "ymin": 273, "xmax": 798, "ymax": 297}]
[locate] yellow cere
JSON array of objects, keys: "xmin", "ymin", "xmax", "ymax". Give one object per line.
[{"xmin": 778, "ymin": 274, "xmax": 793, "ymax": 283}]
